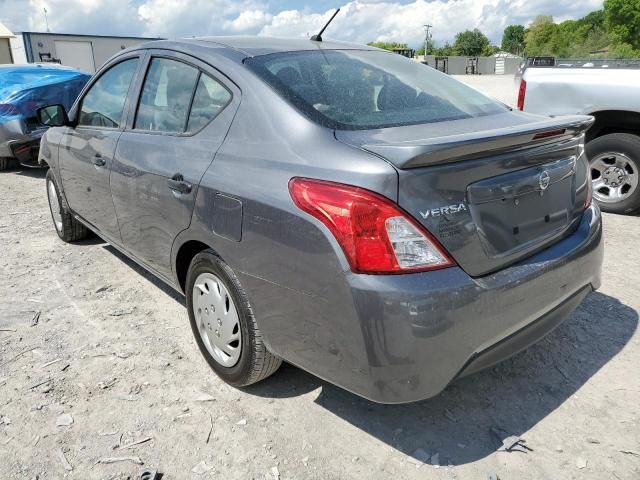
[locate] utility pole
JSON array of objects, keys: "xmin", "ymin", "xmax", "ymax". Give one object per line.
[
  {"xmin": 423, "ymin": 24, "xmax": 432, "ymax": 57},
  {"xmin": 44, "ymin": 7, "xmax": 50, "ymax": 32}
]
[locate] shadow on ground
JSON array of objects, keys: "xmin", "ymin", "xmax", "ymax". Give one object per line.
[
  {"xmin": 243, "ymin": 291, "xmax": 637, "ymax": 465},
  {"xmin": 102, "ymin": 244, "xmax": 185, "ymax": 305},
  {"xmin": 0, "ymin": 163, "xmax": 47, "ymax": 179}
]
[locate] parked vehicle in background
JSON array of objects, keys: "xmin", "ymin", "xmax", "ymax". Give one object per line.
[
  {"xmin": 514, "ymin": 56, "xmax": 555, "ymax": 83},
  {"xmin": 519, "ymin": 66, "xmax": 640, "ymax": 214},
  {"xmin": 0, "ymin": 64, "xmax": 89, "ymax": 170},
  {"xmin": 38, "ymin": 37, "xmax": 601, "ymax": 403}
]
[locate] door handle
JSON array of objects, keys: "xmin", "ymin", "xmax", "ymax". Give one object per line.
[
  {"xmin": 92, "ymin": 154, "xmax": 106, "ymax": 167},
  {"xmin": 167, "ymin": 174, "xmax": 192, "ymax": 194}
]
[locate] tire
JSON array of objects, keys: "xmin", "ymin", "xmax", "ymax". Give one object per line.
[
  {"xmin": 46, "ymin": 169, "xmax": 88, "ymax": 242},
  {"xmin": 186, "ymin": 250, "xmax": 282, "ymax": 387},
  {"xmin": 0, "ymin": 157, "xmax": 13, "ymax": 171},
  {"xmin": 587, "ymin": 133, "xmax": 640, "ymax": 214}
]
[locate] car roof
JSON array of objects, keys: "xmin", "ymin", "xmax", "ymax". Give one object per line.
[{"xmin": 140, "ymin": 36, "xmax": 380, "ymax": 59}]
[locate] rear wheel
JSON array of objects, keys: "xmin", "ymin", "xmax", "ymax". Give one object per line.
[
  {"xmin": 46, "ymin": 169, "xmax": 88, "ymax": 242},
  {"xmin": 587, "ymin": 133, "xmax": 640, "ymax": 214},
  {"xmin": 186, "ymin": 250, "xmax": 281, "ymax": 387}
]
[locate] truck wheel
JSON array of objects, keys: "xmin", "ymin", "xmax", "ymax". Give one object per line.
[
  {"xmin": 587, "ymin": 133, "xmax": 640, "ymax": 214},
  {"xmin": 186, "ymin": 250, "xmax": 282, "ymax": 387},
  {"xmin": 46, "ymin": 169, "xmax": 88, "ymax": 242}
]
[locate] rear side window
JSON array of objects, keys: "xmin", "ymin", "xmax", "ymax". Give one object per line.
[
  {"xmin": 135, "ymin": 58, "xmax": 199, "ymax": 133},
  {"xmin": 186, "ymin": 74, "xmax": 232, "ymax": 132},
  {"xmin": 246, "ymin": 50, "xmax": 507, "ymax": 130},
  {"xmin": 79, "ymin": 58, "xmax": 138, "ymax": 128}
]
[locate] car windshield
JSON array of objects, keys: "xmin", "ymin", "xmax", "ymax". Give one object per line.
[{"xmin": 245, "ymin": 49, "xmax": 508, "ymax": 130}]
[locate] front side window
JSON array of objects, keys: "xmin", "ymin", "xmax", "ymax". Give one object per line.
[
  {"xmin": 246, "ymin": 50, "xmax": 508, "ymax": 130},
  {"xmin": 135, "ymin": 58, "xmax": 199, "ymax": 133},
  {"xmin": 78, "ymin": 58, "xmax": 138, "ymax": 128}
]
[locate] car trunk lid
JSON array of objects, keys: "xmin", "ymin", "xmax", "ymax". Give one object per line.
[{"xmin": 335, "ymin": 112, "xmax": 594, "ymax": 276}]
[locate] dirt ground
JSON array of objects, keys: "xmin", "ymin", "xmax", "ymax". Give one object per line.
[
  {"xmin": 453, "ymin": 74, "xmax": 518, "ymax": 106},
  {"xmin": 1, "ymin": 159, "xmax": 639, "ymax": 479}
]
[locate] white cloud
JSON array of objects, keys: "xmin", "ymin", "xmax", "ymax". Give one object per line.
[
  {"xmin": 0, "ymin": 0, "xmax": 604, "ymax": 46},
  {"xmin": 224, "ymin": 9, "xmax": 272, "ymax": 33},
  {"xmin": 137, "ymin": 0, "xmax": 265, "ymax": 37},
  {"xmin": 259, "ymin": 0, "xmax": 604, "ymax": 46},
  {"xmin": 0, "ymin": 0, "xmax": 144, "ymax": 36}
]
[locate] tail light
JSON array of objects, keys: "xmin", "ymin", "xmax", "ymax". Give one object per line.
[
  {"xmin": 517, "ymin": 79, "xmax": 526, "ymax": 111},
  {"xmin": 289, "ymin": 178, "xmax": 455, "ymax": 274},
  {"xmin": 585, "ymin": 174, "xmax": 593, "ymax": 208},
  {"xmin": 0, "ymin": 103, "xmax": 19, "ymax": 116},
  {"xmin": 584, "ymin": 156, "xmax": 593, "ymax": 209}
]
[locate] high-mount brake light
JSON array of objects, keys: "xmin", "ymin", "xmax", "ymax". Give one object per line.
[
  {"xmin": 288, "ymin": 178, "xmax": 455, "ymax": 274},
  {"xmin": 532, "ymin": 129, "xmax": 566, "ymax": 140}
]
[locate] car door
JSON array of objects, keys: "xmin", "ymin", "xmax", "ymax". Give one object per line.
[
  {"xmin": 110, "ymin": 51, "xmax": 238, "ymax": 279},
  {"xmin": 59, "ymin": 55, "xmax": 141, "ymax": 240}
]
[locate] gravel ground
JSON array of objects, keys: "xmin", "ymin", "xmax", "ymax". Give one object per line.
[
  {"xmin": 1, "ymin": 156, "xmax": 639, "ymax": 477},
  {"xmin": 453, "ymin": 74, "xmax": 519, "ymax": 106}
]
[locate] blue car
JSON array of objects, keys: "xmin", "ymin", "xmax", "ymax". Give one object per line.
[{"xmin": 0, "ymin": 63, "xmax": 89, "ymax": 169}]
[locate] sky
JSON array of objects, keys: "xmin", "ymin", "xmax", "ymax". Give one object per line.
[{"xmin": 0, "ymin": 0, "xmax": 604, "ymax": 47}]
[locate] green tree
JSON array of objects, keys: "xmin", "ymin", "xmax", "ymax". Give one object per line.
[
  {"xmin": 430, "ymin": 41, "xmax": 456, "ymax": 56},
  {"xmin": 482, "ymin": 44, "xmax": 501, "ymax": 56},
  {"xmin": 605, "ymin": 0, "xmax": 640, "ymax": 50},
  {"xmin": 501, "ymin": 25, "xmax": 525, "ymax": 54},
  {"xmin": 524, "ymin": 15, "xmax": 557, "ymax": 55},
  {"xmin": 523, "ymin": 11, "xmax": 612, "ymax": 57},
  {"xmin": 453, "ymin": 29, "xmax": 490, "ymax": 56},
  {"xmin": 574, "ymin": 10, "xmax": 610, "ymax": 56},
  {"xmin": 609, "ymin": 42, "xmax": 640, "ymax": 58}
]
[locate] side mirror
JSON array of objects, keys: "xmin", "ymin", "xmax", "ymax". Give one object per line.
[{"xmin": 37, "ymin": 104, "xmax": 69, "ymax": 127}]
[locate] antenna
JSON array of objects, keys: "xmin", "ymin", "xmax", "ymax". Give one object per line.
[{"xmin": 310, "ymin": 8, "xmax": 340, "ymax": 42}]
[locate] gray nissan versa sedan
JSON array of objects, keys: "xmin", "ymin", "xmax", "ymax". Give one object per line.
[{"xmin": 37, "ymin": 37, "xmax": 603, "ymax": 404}]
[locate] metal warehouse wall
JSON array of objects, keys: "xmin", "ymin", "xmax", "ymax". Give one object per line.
[
  {"xmin": 0, "ymin": 38, "xmax": 12, "ymax": 64},
  {"xmin": 21, "ymin": 33, "xmax": 159, "ymax": 72},
  {"xmin": 446, "ymin": 56, "xmax": 468, "ymax": 75},
  {"xmin": 419, "ymin": 54, "xmax": 521, "ymax": 75},
  {"xmin": 477, "ymin": 57, "xmax": 496, "ymax": 74},
  {"xmin": 503, "ymin": 57, "xmax": 522, "ymax": 75}
]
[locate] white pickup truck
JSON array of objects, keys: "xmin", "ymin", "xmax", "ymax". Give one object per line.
[{"xmin": 518, "ymin": 67, "xmax": 640, "ymax": 214}]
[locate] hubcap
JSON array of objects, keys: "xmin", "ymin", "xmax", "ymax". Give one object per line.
[
  {"xmin": 591, "ymin": 152, "xmax": 638, "ymax": 204},
  {"xmin": 47, "ymin": 180, "xmax": 63, "ymax": 232},
  {"xmin": 192, "ymin": 272, "xmax": 241, "ymax": 367}
]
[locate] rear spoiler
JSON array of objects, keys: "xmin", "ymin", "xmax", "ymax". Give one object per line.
[{"xmin": 362, "ymin": 115, "xmax": 594, "ymax": 169}]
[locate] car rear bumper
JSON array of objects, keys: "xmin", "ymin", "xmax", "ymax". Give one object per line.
[
  {"xmin": 0, "ymin": 119, "xmax": 44, "ymax": 162},
  {"xmin": 344, "ymin": 204, "xmax": 602, "ymax": 403}
]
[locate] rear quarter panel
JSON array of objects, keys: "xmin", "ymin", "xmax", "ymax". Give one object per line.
[{"xmin": 174, "ymin": 62, "xmax": 400, "ymax": 395}]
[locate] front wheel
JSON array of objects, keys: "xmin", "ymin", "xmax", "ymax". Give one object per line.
[
  {"xmin": 46, "ymin": 169, "xmax": 88, "ymax": 242},
  {"xmin": 587, "ymin": 133, "xmax": 640, "ymax": 214},
  {"xmin": 186, "ymin": 250, "xmax": 282, "ymax": 387}
]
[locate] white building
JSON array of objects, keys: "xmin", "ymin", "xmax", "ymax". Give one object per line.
[
  {"xmin": 0, "ymin": 22, "xmax": 14, "ymax": 64},
  {"xmin": 0, "ymin": 25, "xmax": 160, "ymax": 72}
]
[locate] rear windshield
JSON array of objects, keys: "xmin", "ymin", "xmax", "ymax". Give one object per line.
[{"xmin": 245, "ymin": 49, "xmax": 507, "ymax": 130}]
